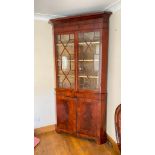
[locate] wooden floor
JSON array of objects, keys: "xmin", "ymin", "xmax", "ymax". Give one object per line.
[{"xmin": 34, "ymin": 131, "xmax": 120, "ymax": 155}]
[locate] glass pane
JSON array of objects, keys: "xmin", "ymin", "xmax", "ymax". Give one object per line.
[
  {"xmin": 56, "ymin": 34, "xmax": 75, "ymax": 88},
  {"xmin": 78, "ymin": 31, "xmax": 101, "ymax": 90}
]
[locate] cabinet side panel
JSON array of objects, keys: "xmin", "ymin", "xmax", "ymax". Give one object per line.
[
  {"xmin": 101, "ymin": 27, "xmax": 109, "ymax": 93},
  {"xmin": 96, "ymin": 94, "xmax": 107, "ymax": 143}
]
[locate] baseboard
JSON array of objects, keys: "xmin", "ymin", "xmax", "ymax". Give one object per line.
[
  {"xmin": 107, "ymin": 134, "xmax": 120, "ymax": 154},
  {"xmin": 34, "ymin": 124, "xmax": 56, "ymax": 135}
]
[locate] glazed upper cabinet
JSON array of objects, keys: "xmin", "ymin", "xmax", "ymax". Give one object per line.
[
  {"xmin": 49, "ymin": 12, "xmax": 111, "ymax": 144},
  {"xmin": 55, "ymin": 31, "xmax": 101, "ymax": 90}
]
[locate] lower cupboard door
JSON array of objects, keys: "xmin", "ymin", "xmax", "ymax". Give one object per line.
[
  {"xmin": 56, "ymin": 96, "xmax": 76, "ymax": 134},
  {"xmin": 77, "ymin": 98, "xmax": 98, "ymax": 138}
]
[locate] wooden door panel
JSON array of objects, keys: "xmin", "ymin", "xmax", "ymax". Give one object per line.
[
  {"xmin": 56, "ymin": 96, "xmax": 76, "ymax": 134},
  {"xmin": 77, "ymin": 98, "xmax": 99, "ymax": 137}
]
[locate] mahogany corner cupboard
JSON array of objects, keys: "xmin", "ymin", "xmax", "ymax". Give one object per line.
[{"xmin": 49, "ymin": 12, "xmax": 112, "ymax": 144}]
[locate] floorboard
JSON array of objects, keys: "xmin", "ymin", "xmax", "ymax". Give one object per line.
[{"xmin": 34, "ymin": 131, "xmax": 120, "ymax": 155}]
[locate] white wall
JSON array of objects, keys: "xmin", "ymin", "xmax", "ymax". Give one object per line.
[
  {"xmin": 107, "ymin": 9, "xmax": 121, "ymax": 141},
  {"xmin": 34, "ymin": 20, "xmax": 56, "ymax": 128},
  {"xmin": 34, "ymin": 10, "xmax": 121, "ymax": 142}
]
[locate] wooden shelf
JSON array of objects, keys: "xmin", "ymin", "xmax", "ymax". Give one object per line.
[
  {"xmin": 57, "ymin": 60, "xmax": 75, "ymax": 61},
  {"xmin": 57, "ymin": 60, "xmax": 99, "ymax": 62},
  {"xmin": 78, "ymin": 59, "xmax": 99, "ymax": 62},
  {"xmin": 58, "ymin": 75, "xmax": 98, "ymax": 79},
  {"xmin": 56, "ymin": 43, "xmax": 74, "ymax": 46},
  {"xmin": 78, "ymin": 75, "xmax": 98, "ymax": 79},
  {"xmin": 56, "ymin": 41, "xmax": 100, "ymax": 46},
  {"xmin": 78, "ymin": 41, "xmax": 100, "ymax": 45},
  {"xmin": 58, "ymin": 74, "xmax": 74, "ymax": 77}
]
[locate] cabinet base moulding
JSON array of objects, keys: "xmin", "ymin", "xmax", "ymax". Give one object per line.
[{"xmin": 55, "ymin": 126, "xmax": 107, "ymax": 144}]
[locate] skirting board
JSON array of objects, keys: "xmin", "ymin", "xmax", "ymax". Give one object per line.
[
  {"xmin": 107, "ymin": 134, "xmax": 120, "ymax": 154},
  {"xmin": 34, "ymin": 124, "xmax": 56, "ymax": 135}
]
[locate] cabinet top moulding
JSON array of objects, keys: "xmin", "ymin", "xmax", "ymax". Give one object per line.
[{"xmin": 49, "ymin": 11, "xmax": 112, "ymax": 24}]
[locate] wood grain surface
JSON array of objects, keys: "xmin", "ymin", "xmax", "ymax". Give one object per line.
[{"xmin": 34, "ymin": 131, "xmax": 120, "ymax": 155}]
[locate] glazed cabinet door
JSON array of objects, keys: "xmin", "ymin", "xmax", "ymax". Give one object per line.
[
  {"xmin": 56, "ymin": 96, "xmax": 76, "ymax": 134},
  {"xmin": 77, "ymin": 98, "xmax": 98, "ymax": 138},
  {"xmin": 56, "ymin": 33, "xmax": 75, "ymax": 89},
  {"xmin": 78, "ymin": 31, "xmax": 102, "ymax": 90}
]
